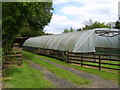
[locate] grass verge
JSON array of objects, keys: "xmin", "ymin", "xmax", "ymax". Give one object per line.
[
  {"xmin": 3, "ymin": 59, "xmax": 54, "ymax": 88},
  {"xmin": 43, "ymin": 57, "xmax": 119, "ymax": 82},
  {"xmin": 23, "ymin": 51, "xmax": 118, "ymax": 83},
  {"xmin": 23, "ymin": 51, "xmax": 92, "ymax": 85}
]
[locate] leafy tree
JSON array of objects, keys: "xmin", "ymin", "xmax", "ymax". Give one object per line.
[
  {"xmin": 83, "ymin": 19, "xmax": 93, "ymax": 26},
  {"xmin": 2, "ymin": 2, "xmax": 53, "ymax": 52},
  {"xmin": 45, "ymin": 32, "xmax": 54, "ymax": 35},
  {"xmin": 62, "ymin": 27, "xmax": 74, "ymax": 33},
  {"xmin": 19, "ymin": 27, "xmax": 45, "ymax": 37},
  {"xmin": 62, "ymin": 29, "xmax": 69, "ymax": 33},
  {"xmin": 77, "ymin": 20, "xmax": 110, "ymax": 31},
  {"xmin": 69, "ymin": 27, "xmax": 74, "ymax": 32},
  {"xmin": 114, "ymin": 21, "xmax": 120, "ymax": 29},
  {"xmin": 77, "ymin": 28, "xmax": 82, "ymax": 31}
]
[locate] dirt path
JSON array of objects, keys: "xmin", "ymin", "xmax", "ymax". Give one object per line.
[
  {"xmin": 35, "ymin": 56, "xmax": 118, "ymax": 88},
  {"xmin": 27, "ymin": 60, "xmax": 78, "ymax": 88}
]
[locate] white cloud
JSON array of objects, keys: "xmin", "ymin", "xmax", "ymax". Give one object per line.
[
  {"xmin": 53, "ymin": 0, "xmax": 119, "ymax": 5},
  {"xmin": 45, "ymin": 0, "xmax": 119, "ymax": 34},
  {"xmin": 44, "ymin": 14, "xmax": 82, "ymax": 34},
  {"xmin": 61, "ymin": 0, "xmax": 119, "ymax": 23},
  {"xmin": 53, "ymin": 0, "xmax": 66, "ymax": 4},
  {"xmin": 51, "ymin": 14, "xmax": 67, "ymax": 21},
  {"xmin": 61, "ymin": 1, "xmax": 118, "ymax": 18}
]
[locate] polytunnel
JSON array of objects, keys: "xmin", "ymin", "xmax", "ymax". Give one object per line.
[
  {"xmin": 94, "ymin": 28, "xmax": 120, "ymax": 48},
  {"xmin": 23, "ymin": 28, "xmax": 120, "ymax": 53}
]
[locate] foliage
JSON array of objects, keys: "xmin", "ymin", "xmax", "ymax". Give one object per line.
[
  {"xmin": 3, "ymin": 60, "xmax": 54, "ymax": 88},
  {"xmin": 2, "ymin": 2, "xmax": 53, "ymax": 52},
  {"xmin": 62, "ymin": 27, "xmax": 74, "ymax": 33},
  {"xmin": 114, "ymin": 21, "xmax": 120, "ymax": 29},
  {"xmin": 19, "ymin": 27, "xmax": 54, "ymax": 37},
  {"xmin": 77, "ymin": 20, "xmax": 110, "ymax": 31},
  {"xmin": 19, "ymin": 27, "xmax": 45, "ymax": 37},
  {"xmin": 0, "ymin": 48, "xmax": 2, "ymax": 62},
  {"xmin": 77, "ymin": 28, "xmax": 82, "ymax": 31},
  {"xmin": 45, "ymin": 33, "xmax": 54, "ymax": 35}
]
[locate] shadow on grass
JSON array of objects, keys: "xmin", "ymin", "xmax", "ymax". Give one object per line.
[
  {"xmin": 3, "ymin": 67, "xmax": 22, "ymax": 77},
  {"xmin": 22, "ymin": 51, "xmax": 35, "ymax": 60}
]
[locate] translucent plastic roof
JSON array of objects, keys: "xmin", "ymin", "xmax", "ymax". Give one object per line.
[
  {"xmin": 93, "ymin": 28, "xmax": 119, "ymax": 31},
  {"xmin": 23, "ymin": 30, "xmax": 95, "ymax": 52},
  {"xmin": 23, "ymin": 28, "xmax": 120, "ymax": 53},
  {"xmin": 95, "ymin": 28, "xmax": 120, "ymax": 48}
]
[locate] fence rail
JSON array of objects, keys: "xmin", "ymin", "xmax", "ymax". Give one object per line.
[
  {"xmin": 68, "ymin": 52, "xmax": 120, "ymax": 71},
  {"xmin": 5, "ymin": 48, "xmax": 22, "ymax": 66},
  {"xmin": 23, "ymin": 46, "xmax": 120, "ymax": 71}
]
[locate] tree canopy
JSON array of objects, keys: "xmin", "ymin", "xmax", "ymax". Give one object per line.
[
  {"xmin": 77, "ymin": 20, "xmax": 110, "ymax": 31},
  {"xmin": 62, "ymin": 27, "xmax": 74, "ymax": 33},
  {"xmin": 114, "ymin": 21, "xmax": 120, "ymax": 29},
  {"xmin": 2, "ymin": 2, "xmax": 53, "ymax": 51}
]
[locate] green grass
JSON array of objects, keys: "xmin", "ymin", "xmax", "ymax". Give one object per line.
[
  {"xmin": 101, "ymin": 61, "xmax": 119, "ymax": 69},
  {"xmin": 43, "ymin": 57, "xmax": 119, "ymax": 81},
  {"xmin": 23, "ymin": 51, "xmax": 92, "ymax": 85},
  {"xmin": 83, "ymin": 61, "xmax": 119, "ymax": 69},
  {"xmin": 23, "ymin": 51, "xmax": 119, "ymax": 83},
  {"xmin": 3, "ymin": 59, "xmax": 55, "ymax": 88}
]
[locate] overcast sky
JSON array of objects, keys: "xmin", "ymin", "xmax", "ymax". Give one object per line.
[{"xmin": 44, "ymin": 0, "xmax": 120, "ymax": 34}]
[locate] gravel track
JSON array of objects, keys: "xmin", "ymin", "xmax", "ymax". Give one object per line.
[
  {"xmin": 27, "ymin": 60, "xmax": 78, "ymax": 88},
  {"xmin": 35, "ymin": 56, "xmax": 118, "ymax": 88}
]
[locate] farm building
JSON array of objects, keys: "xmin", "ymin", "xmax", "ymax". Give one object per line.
[
  {"xmin": 23, "ymin": 28, "xmax": 120, "ymax": 53},
  {"xmin": 23, "ymin": 28, "xmax": 120, "ymax": 71}
]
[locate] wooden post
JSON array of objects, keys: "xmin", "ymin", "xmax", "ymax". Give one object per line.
[
  {"xmin": 22, "ymin": 37, "xmax": 23, "ymax": 47},
  {"xmin": 67, "ymin": 50, "xmax": 69, "ymax": 63},
  {"xmin": 93, "ymin": 54, "xmax": 96, "ymax": 62},
  {"xmin": 20, "ymin": 50, "xmax": 22, "ymax": 66},
  {"xmin": 81, "ymin": 54, "xmax": 83, "ymax": 66},
  {"xmin": 99, "ymin": 55, "xmax": 101, "ymax": 70}
]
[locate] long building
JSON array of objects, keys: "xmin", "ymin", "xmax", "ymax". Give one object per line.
[{"xmin": 23, "ymin": 28, "xmax": 120, "ymax": 53}]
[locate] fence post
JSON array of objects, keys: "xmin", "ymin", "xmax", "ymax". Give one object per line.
[
  {"xmin": 99, "ymin": 55, "xmax": 101, "ymax": 70},
  {"xmin": 81, "ymin": 54, "xmax": 83, "ymax": 67},
  {"xmin": 67, "ymin": 50, "xmax": 69, "ymax": 63},
  {"xmin": 93, "ymin": 54, "xmax": 96, "ymax": 61}
]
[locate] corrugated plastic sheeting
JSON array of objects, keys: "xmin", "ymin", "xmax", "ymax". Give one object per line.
[
  {"xmin": 95, "ymin": 34, "xmax": 120, "ymax": 48},
  {"xmin": 73, "ymin": 30, "xmax": 95, "ymax": 52},
  {"xmin": 23, "ymin": 30, "xmax": 96, "ymax": 52},
  {"xmin": 23, "ymin": 29, "xmax": 120, "ymax": 53}
]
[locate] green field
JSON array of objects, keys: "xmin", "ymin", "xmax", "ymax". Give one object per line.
[
  {"xmin": 3, "ymin": 50, "xmax": 119, "ymax": 88},
  {"xmin": 3, "ymin": 60, "xmax": 55, "ymax": 88},
  {"xmin": 23, "ymin": 51, "xmax": 92, "ymax": 86},
  {"xmin": 23, "ymin": 51, "xmax": 118, "ymax": 82}
]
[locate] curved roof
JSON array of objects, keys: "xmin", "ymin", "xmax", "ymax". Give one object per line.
[
  {"xmin": 23, "ymin": 28, "xmax": 120, "ymax": 53},
  {"xmin": 95, "ymin": 34, "xmax": 120, "ymax": 48},
  {"xmin": 94, "ymin": 28, "xmax": 120, "ymax": 48}
]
